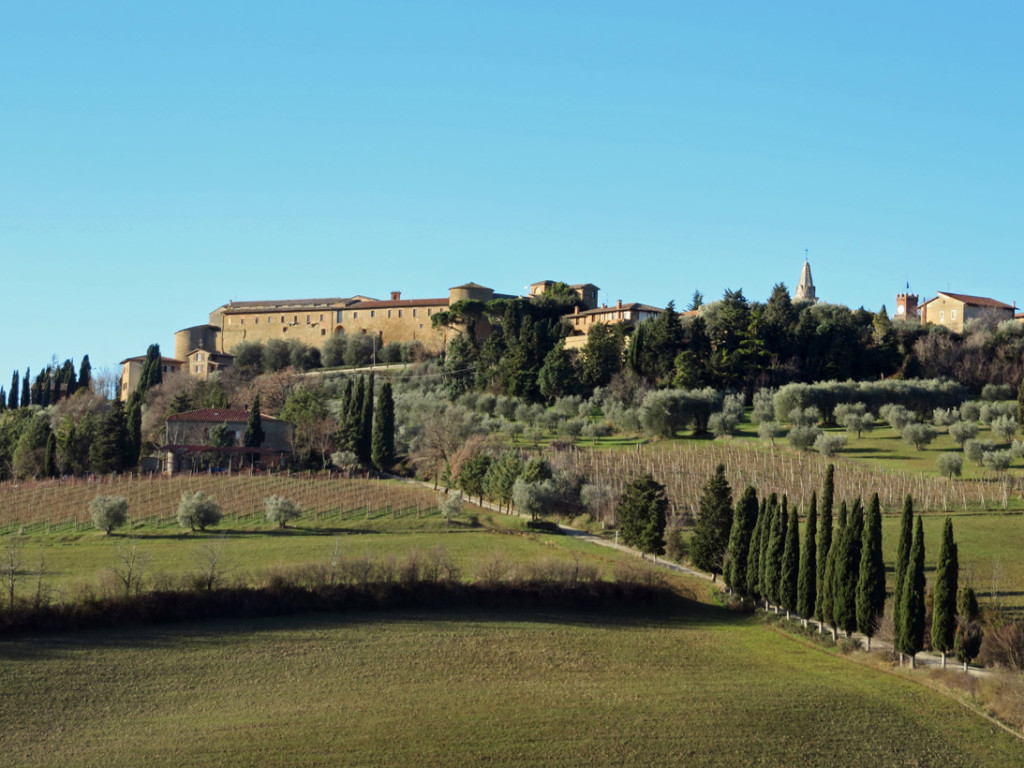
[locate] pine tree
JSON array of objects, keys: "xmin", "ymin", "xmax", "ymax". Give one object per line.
[
  {"xmin": 371, "ymin": 380, "xmax": 396, "ymax": 472},
  {"xmin": 832, "ymin": 499, "xmax": 863, "ymax": 638},
  {"xmin": 78, "ymin": 355, "xmax": 92, "ymax": 393},
  {"xmin": 931, "ymin": 517, "xmax": 959, "ymax": 666},
  {"xmin": 898, "ymin": 516, "xmax": 927, "ymax": 667},
  {"xmin": 815, "ymin": 472, "xmax": 834, "ymax": 626},
  {"xmin": 780, "ymin": 500, "xmax": 800, "ymax": 615},
  {"xmin": 359, "ymin": 373, "xmax": 374, "ymax": 465},
  {"xmin": 797, "ymin": 492, "xmax": 817, "ymax": 620},
  {"xmin": 856, "ymin": 493, "xmax": 886, "ymax": 648},
  {"xmin": 726, "ymin": 485, "xmax": 758, "ymax": 596},
  {"xmin": 690, "ymin": 464, "xmax": 733, "ymax": 579},
  {"xmin": 892, "ymin": 495, "xmax": 914, "ymax": 655}
]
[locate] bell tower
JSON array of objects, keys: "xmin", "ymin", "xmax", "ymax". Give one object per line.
[
  {"xmin": 895, "ymin": 292, "xmax": 919, "ymax": 321},
  {"xmin": 794, "ymin": 255, "xmax": 817, "ymax": 303}
]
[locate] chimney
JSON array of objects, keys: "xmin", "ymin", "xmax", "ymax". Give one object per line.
[
  {"xmin": 617, "ymin": 299, "xmax": 622, "ymax": 309},
  {"xmin": 391, "ymin": 291, "xmax": 401, "ymax": 301},
  {"xmin": 574, "ymin": 306, "xmax": 579, "ymax": 314}
]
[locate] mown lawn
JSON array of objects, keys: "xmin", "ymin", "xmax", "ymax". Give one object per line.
[{"xmin": 2, "ymin": 608, "xmax": 1022, "ymax": 767}]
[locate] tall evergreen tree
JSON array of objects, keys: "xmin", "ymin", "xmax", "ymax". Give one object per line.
[
  {"xmin": 797, "ymin": 492, "xmax": 818, "ymax": 621},
  {"xmin": 898, "ymin": 516, "xmax": 927, "ymax": 667},
  {"xmin": 21, "ymin": 368, "xmax": 30, "ymax": 408},
  {"xmin": 690, "ymin": 464, "xmax": 734, "ymax": 579},
  {"xmin": 764, "ymin": 496, "xmax": 786, "ymax": 607},
  {"xmin": 616, "ymin": 474, "xmax": 669, "ymax": 558},
  {"xmin": 780, "ymin": 500, "xmax": 800, "ymax": 615},
  {"xmin": 8, "ymin": 371, "xmax": 17, "ymax": 409},
  {"xmin": 125, "ymin": 391, "xmax": 144, "ymax": 469},
  {"xmin": 138, "ymin": 344, "xmax": 163, "ymax": 394},
  {"xmin": 243, "ymin": 395, "xmax": 265, "ymax": 467},
  {"xmin": 832, "ymin": 499, "xmax": 863, "ymax": 637},
  {"xmin": 359, "ymin": 374, "xmax": 374, "ymax": 464},
  {"xmin": 931, "ymin": 517, "xmax": 959, "ymax": 666},
  {"xmin": 371, "ymin": 380, "xmax": 396, "ymax": 472},
  {"xmin": 758, "ymin": 494, "xmax": 777, "ymax": 606},
  {"xmin": 726, "ymin": 485, "xmax": 758, "ymax": 596},
  {"xmin": 746, "ymin": 499, "xmax": 766, "ymax": 599},
  {"xmin": 90, "ymin": 400, "xmax": 130, "ymax": 474},
  {"xmin": 43, "ymin": 431, "xmax": 58, "ymax": 478},
  {"xmin": 856, "ymin": 493, "xmax": 886, "ymax": 648},
  {"xmin": 892, "ymin": 495, "xmax": 914, "ymax": 654},
  {"xmin": 0, "ymin": 387, "xmax": 5, "ymax": 413},
  {"xmin": 78, "ymin": 355, "xmax": 92, "ymax": 393}
]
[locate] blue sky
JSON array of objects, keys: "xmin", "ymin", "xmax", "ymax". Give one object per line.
[{"xmin": 2, "ymin": 2, "xmax": 1022, "ymax": 381}]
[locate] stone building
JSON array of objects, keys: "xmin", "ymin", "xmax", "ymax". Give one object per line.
[
  {"xmin": 118, "ymin": 355, "xmax": 185, "ymax": 402},
  {"xmin": 917, "ymin": 292, "xmax": 1015, "ymax": 333},
  {"xmin": 562, "ymin": 300, "xmax": 663, "ymax": 350},
  {"xmin": 162, "ymin": 407, "xmax": 294, "ymax": 474}
]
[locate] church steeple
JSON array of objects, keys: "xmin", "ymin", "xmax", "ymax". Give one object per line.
[{"xmin": 794, "ymin": 256, "xmax": 817, "ymax": 303}]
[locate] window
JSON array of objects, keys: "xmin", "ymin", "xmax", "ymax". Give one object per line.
[
  {"xmin": 293, "ymin": 315, "xmax": 298, "ymax": 323},
  {"xmin": 952, "ymin": 309, "xmax": 957, "ymax": 320},
  {"xmin": 397, "ymin": 309, "xmax": 402, "ymax": 318},
  {"xmin": 306, "ymin": 314, "xmax": 310, "ymax": 323},
  {"xmin": 352, "ymin": 311, "xmax": 358, "ymax": 319},
  {"xmin": 321, "ymin": 329, "xmax": 326, "ymax": 336},
  {"xmin": 319, "ymin": 314, "xmax": 324, "ymax": 322},
  {"xmin": 940, "ymin": 311, "xmax": 945, "ymax": 322},
  {"xmin": 254, "ymin": 317, "xmax": 258, "ymax": 324},
  {"xmin": 413, "ymin": 308, "xmax": 418, "ymax": 318},
  {"xmin": 281, "ymin": 315, "xmax": 285, "ymax": 323},
  {"xmin": 387, "ymin": 310, "xmax": 392, "ymax": 318},
  {"xmin": 240, "ymin": 318, "xmax": 245, "ymax": 325},
  {"xmin": 427, "ymin": 308, "xmax": 432, "ymax": 316},
  {"xmin": 370, "ymin": 310, "xmax": 376, "ymax": 318}
]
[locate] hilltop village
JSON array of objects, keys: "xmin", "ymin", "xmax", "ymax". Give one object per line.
[{"xmin": 118, "ymin": 260, "xmax": 1020, "ymax": 401}]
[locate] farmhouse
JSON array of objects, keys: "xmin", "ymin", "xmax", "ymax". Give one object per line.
[
  {"xmin": 119, "ymin": 355, "xmax": 185, "ymax": 401},
  {"xmin": 162, "ymin": 407, "xmax": 294, "ymax": 475},
  {"xmin": 895, "ymin": 291, "xmax": 1015, "ymax": 332},
  {"xmin": 562, "ymin": 300, "xmax": 663, "ymax": 350}
]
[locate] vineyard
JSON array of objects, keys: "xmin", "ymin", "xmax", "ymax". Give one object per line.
[
  {"xmin": 557, "ymin": 441, "xmax": 1024, "ymax": 520},
  {"xmin": 0, "ymin": 473, "xmax": 445, "ymax": 534}
]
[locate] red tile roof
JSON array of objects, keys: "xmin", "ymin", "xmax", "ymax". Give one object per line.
[
  {"xmin": 166, "ymin": 408, "xmax": 282, "ymax": 423},
  {"xmin": 346, "ymin": 297, "xmax": 450, "ymax": 309},
  {"xmin": 934, "ymin": 292, "xmax": 1015, "ymax": 310}
]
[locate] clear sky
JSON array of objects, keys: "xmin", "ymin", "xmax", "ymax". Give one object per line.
[{"xmin": 2, "ymin": 2, "xmax": 1022, "ymax": 381}]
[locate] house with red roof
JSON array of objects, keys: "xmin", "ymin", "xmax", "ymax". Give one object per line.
[
  {"xmin": 917, "ymin": 291, "xmax": 1016, "ymax": 333},
  {"xmin": 162, "ymin": 408, "xmax": 294, "ymax": 474}
]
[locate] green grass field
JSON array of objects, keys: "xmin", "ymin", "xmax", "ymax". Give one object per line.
[{"xmin": 3, "ymin": 607, "xmax": 1022, "ymax": 767}]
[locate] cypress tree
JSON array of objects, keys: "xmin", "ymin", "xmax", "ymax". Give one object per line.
[
  {"xmin": 764, "ymin": 496, "xmax": 786, "ymax": 607},
  {"xmin": 359, "ymin": 373, "xmax": 374, "ymax": 465},
  {"xmin": 815, "ymin": 476, "xmax": 833, "ymax": 627},
  {"xmin": 931, "ymin": 517, "xmax": 959, "ymax": 666},
  {"xmin": 90, "ymin": 400, "xmax": 129, "ymax": 474},
  {"xmin": 371, "ymin": 380, "xmax": 395, "ymax": 472},
  {"xmin": 0, "ymin": 387, "xmax": 5, "ymax": 413},
  {"xmin": 243, "ymin": 395, "xmax": 265, "ymax": 467},
  {"xmin": 797, "ymin": 492, "xmax": 818, "ymax": 621},
  {"xmin": 8, "ymin": 371, "xmax": 17, "ymax": 410},
  {"xmin": 746, "ymin": 499, "xmax": 765, "ymax": 599},
  {"xmin": 957, "ymin": 584, "xmax": 979, "ymax": 623},
  {"xmin": 43, "ymin": 430, "xmax": 58, "ymax": 478},
  {"xmin": 759, "ymin": 494, "xmax": 777, "ymax": 606},
  {"xmin": 78, "ymin": 355, "xmax": 92, "ymax": 393},
  {"xmin": 1018, "ymin": 377, "xmax": 1024, "ymax": 426},
  {"xmin": 726, "ymin": 486, "xmax": 758, "ymax": 596},
  {"xmin": 898, "ymin": 516, "xmax": 927, "ymax": 667},
  {"xmin": 125, "ymin": 391, "xmax": 143, "ymax": 469},
  {"xmin": 21, "ymin": 368, "xmax": 30, "ymax": 408},
  {"xmin": 780, "ymin": 500, "xmax": 800, "ymax": 616},
  {"xmin": 833, "ymin": 499, "xmax": 863, "ymax": 638},
  {"xmin": 856, "ymin": 493, "xmax": 886, "ymax": 649},
  {"xmin": 138, "ymin": 344, "xmax": 163, "ymax": 394},
  {"xmin": 892, "ymin": 495, "xmax": 914, "ymax": 655},
  {"xmin": 690, "ymin": 464, "xmax": 734, "ymax": 580}
]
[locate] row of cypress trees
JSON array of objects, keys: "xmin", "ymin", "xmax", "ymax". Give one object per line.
[
  {"xmin": 722, "ymin": 464, "xmax": 968, "ymax": 666},
  {"xmin": 334, "ymin": 372, "xmax": 395, "ymax": 472},
  {"xmin": 2, "ymin": 357, "xmax": 92, "ymax": 412}
]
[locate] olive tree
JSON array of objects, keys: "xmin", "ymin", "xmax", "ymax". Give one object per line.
[
  {"xmin": 758, "ymin": 420, "xmax": 784, "ymax": 446},
  {"xmin": 902, "ymin": 423, "xmax": 937, "ymax": 451},
  {"xmin": 949, "ymin": 420, "xmax": 979, "ymax": 447},
  {"xmin": 936, "ymin": 452, "xmax": 963, "ymax": 479},
  {"xmin": 991, "ymin": 414, "xmax": 1018, "ymax": 442},
  {"xmin": 264, "ymin": 495, "xmax": 302, "ymax": 528},
  {"xmin": 788, "ymin": 425, "xmax": 822, "ymax": 451},
  {"xmin": 177, "ymin": 491, "xmax": 223, "ymax": 532},
  {"xmin": 90, "ymin": 495, "xmax": 128, "ymax": 535},
  {"xmin": 814, "ymin": 433, "xmax": 847, "ymax": 458}
]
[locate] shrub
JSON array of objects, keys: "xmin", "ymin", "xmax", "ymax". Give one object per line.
[
  {"xmin": 959, "ymin": 401, "xmax": 981, "ymax": 422},
  {"xmin": 814, "ymin": 432, "xmax": 847, "ymax": 457},
  {"xmin": 982, "ymin": 383, "xmax": 1014, "ymax": 401},
  {"xmin": 901, "ymin": 423, "xmax": 937, "ymax": 451},
  {"xmin": 709, "ymin": 411, "xmax": 739, "ymax": 438},
  {"xmin": 176, "ymin": 491, "xmax": 222, "ymax": 532},
  {"xmin": 932, "ymin": 407, "xmax": 959, "ymax": 427},
  {"xmin": 264, "ymin": 495, "xmax": 302, "ymax": 528},
  {"xmin": 936, "ymin": 452, "xmax": 963, "ymax": 479},
  {"xmin": 89, "ymin": 496, "xmax": 128, "ymax": 535},
  {"xmin": 978, "ymin": 620, "xmax": 1024, "ymax": 671}
]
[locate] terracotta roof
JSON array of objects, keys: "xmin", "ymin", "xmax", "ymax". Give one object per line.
[
  {"xmin": 220, "ymin": 298, "xmax": 347, "ymax": 314},
  {"xmin": 166, "ymin": 408, "xmax": 283, "ymax": 423},
  {"xmin": 449, "ymin": 282, "xmax": 491, "ymax": 290},
  {"xmin": 120, "ymin": 356, "xmax": 185, "ymax": 365},
  {"xmin": 934, "ymin": 292, "xmax": 1015, "ymax": 310},
  {"xmin": 186, "ymin": 349, "xmax": 234, "ymax": 359},
  {"xmin": 565, "ymin": 303, "xmax": 663, "ymax": 319},
  {"xmin": 346, "ymin": 297, "xmax": 449, "ymax": 309}
]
